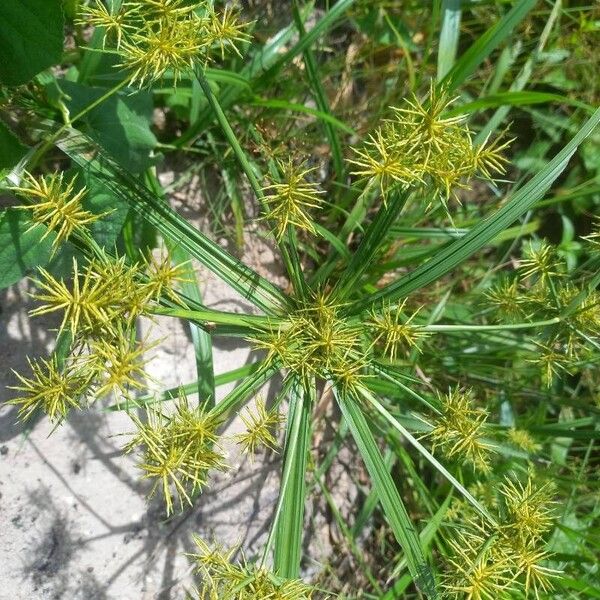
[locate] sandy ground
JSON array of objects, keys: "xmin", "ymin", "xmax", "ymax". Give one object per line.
[
  {"xmin": 0, "ymin": 273, "xmax": 288, "ymax": 600},
  {"xmin": 0, "ymin": 177, "xmax": 295, "ymax": 600}
]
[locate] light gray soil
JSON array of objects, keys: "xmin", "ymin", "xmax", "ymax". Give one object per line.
[
  {"xmin": 0, "ymin": 179, "xmax": 292, "ymax": 600},
  {"xmin": 0, "ymin": 268, "xmax": 286, "ymax": 600}
]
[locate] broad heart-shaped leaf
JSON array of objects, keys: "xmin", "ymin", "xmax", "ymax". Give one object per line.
[
  {"xmin": 0, "ymin": 0, "xmax": 64, "ymax": 86},
  {"xmin": 0, "ymin": 208, "xmax": 55, "ymax": 288},
  {"xmin": 58, "ymin": 81, "xmax": 158, "ymax": 173},
  {"xmin": 0, "ymin": 122, "xmax": 27, "ymax": 170}
]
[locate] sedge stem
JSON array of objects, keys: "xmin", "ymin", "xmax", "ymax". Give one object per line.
[
  {"xmin": 28, "ymin": 78, "xmax": 130, "ymax": 171},
  {"xmin": 194, "ymin": 68, "xmax": 306, "ymax": 298},
  {"xmin": 422, "ymin": 317, "xmax": 561, "ymax": 332}
]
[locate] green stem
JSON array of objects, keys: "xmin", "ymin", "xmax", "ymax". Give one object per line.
[
  {"xmin": 194, "ymin": 69, "xmax": 306, "ymax": 298},
  {"xmin": 195, "ymin": 70, "xmax": 265, "ymax": 202},
  {"xmin": 150, "ymin": 306, "xmax": 280, "ymax": 329},
  {"xmin": 28, "ymin": 78, "xmax": 129, "ymax": 170},
  {"xmin": 335, "ymin": 187, "xmax": 409, "ymax": 300},
  {"xmin": 421, "ymin": 317, "xmax": 560, "ymax": 332},
  {"xmin": 309, "ymin": 178, "xmax": 380, "ymax": 287}
]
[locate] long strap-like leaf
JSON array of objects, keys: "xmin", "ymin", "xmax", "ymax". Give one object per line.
[
  {"xmin": 336, "ymin": 391, "xmax": 437, "ymax": 598},
  {"xmin": 348, "ymin": 108, "xmax": 600, "ymax": 315},
  {"xmin": 273, "ymin": 381, "xmax": 312, "ymax": 578},
  {"xmin": 441, "ymin": 0, "xmax": 537, "ymax": 92},
  {"xmin": 56, "ymin": 129, "xmax": 288, "ymax": 314}
]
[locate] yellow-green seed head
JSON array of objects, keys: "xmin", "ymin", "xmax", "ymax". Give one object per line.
[
  {"xmin": 349, "ymin": 81, "xmax": 510, "ymax": 208},
  {"xmin": 519, "ymin": 241, "xmax": 563, "ymax": 283},
  {"xmin": 80, "ymin": 0, "xmax": 251, "ymax": 87},
  {"xmin": 235, "ymin": 398, "xmax": 283, "ymax": 458},
  {"xmin": 11, "ymin": 171, "xmax": 105, "ymax": 253},
  {"xmin": 262, "ymin": 158, "xmax": 325, "ymax": 240},
  {"xmin": 500, "ymin": 476, "xmax": 556, "ymax": 544},
  {"xmin": 9, "ymin": 356, "xmax": 93, "ymax": 423},
  {"xmin": 191, "ymin": 537, "xmax": 320, "ymax": 599},
  {"xmin": 125, "ymin": 392, "xmax": 225, "ymax": 515},
  {"xmin": 369, "ymin": 300, "xmax": 429, "ymax": 360},
  {"xmin": 250, "ymin": 291, "xmax": 368, "ymax": 393},
  {"xmin": 423, "ymin": 387, "xmax": 493, "ymax": 471}
]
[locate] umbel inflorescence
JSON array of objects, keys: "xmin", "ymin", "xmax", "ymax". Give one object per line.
[
  {"xmin": 192, "ymin": 537, "xmax": 322, "ymax": 599},
  {"xmin": 348, "ymin": 82, "xmax": 510, "ymax": 208},
  {"xmin": 486, "ymin": 238, "xmax": 600, "ymax": 386},
  {"xmin": 443, "ymin": 474, "xmax": 560, "ymax": 600},
  {"xmin": 258, "ymin": 84, "xmax": 510, "ymax": 245},
  {"xmin": 80, "ymin": 0, "xmax": 251, "ymax": 86}
]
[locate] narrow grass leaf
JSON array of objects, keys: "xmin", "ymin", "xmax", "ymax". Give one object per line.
[
  {"xmin": 441, "ymin": 0, "xmax": 537, "ymax": 92},
  {"xmin": 437, "ymin": 0, "xmax": 462, "ymax": 81},
  {"xmin": 446, "ymin": 91, "xmax": 596, "ymax": 117},
  {"xmin": 249, "ymin": 98, "xmax": 356, "ymax": 135},
  {"xmin": 336, "ymin": 390, "xmax": 437, "ymax": 598},
  {"xmin": 360, "ymin": 387, "xmax": 495, "ymax": 524},
  {"xmin": 273, "ymin": 381, "xmax": 312, "ymax": 578}
]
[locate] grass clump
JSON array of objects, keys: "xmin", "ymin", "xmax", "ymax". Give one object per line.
[{"xmin": 1, "ymin": 1, "xmax": 599, "ymax": 598}]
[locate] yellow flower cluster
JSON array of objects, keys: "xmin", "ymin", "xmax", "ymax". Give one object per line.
[
  {"xmin": 368, "ymin": 300, "xmax": 429, "ymax": 361},
  {"xmin": 81, "ymin": 0, "xmax": 251, "ymax": 86},
  {"xmin": 443, "ymin": 475, "xmax": 560, "ymax": 600},
  {"xmin": 10, "ymin": 171, "xmax": 106, "ymax": 253},
  {"xmin": 422, "ymin": 387, "xmax": 493, "ymax": 471},
  {"xmin": 235, "ymin": 398, "xmax": 283, "ymax": 458},
  {"xmin": 192, "ymin": 537, "xmax": 320, "ymax": 599},
  {"xmin": 9, "ymin": 356, "xmax": 94, "ymax": 422},
  {"xmin": 486, "ymin": 236, "xmax": 600, "ymax": 386},
  {"xmin": 10, "ymin": 249, "xmax": 189, "ymax": 422},
  {"xmin": 251, "ymin": 291, "xmax": 368, "ymax": 393},
  {"xmin": 31, "ymin": 250, "xmax": 188, "ymax": 336},
  {"xmin": 262, "ymin": 159, "xmax": 325, "ymax": 241},
  {"xmin": 349, "ymin": 83, "xmax": 510, "ymax": 207},
  {"xmin": 125, "ymin": 393, "xmax": 225, "ymax": 515}
]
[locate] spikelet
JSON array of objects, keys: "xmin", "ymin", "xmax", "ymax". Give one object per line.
[
  {"xmin": 249, "ymin": 290, "xmax": 366, "ymax": 391},
  {"xmin": 369, "ymin": 300, "xmax": 429, "ymax": 360},
  {"xmin": 30, "ymin": 259, "xmax": 122, "ymax": 336},
  {"xmin": 422, "ymin": 387, "xmax": 493, "ymax": 471},
  {"xmin": 442, "ymin": 474, "xmax": 560, "ymax": 600},
  {"xmin": 507, "ymin": 428, "xmax": 541, "ymax": 454},
  {"xmin": 142, "ymin": 251, "xmax": 192, "ymax": 305},
  {"xmin": 86, "ymin": 330, "xmax": 156, "ymax": 399},
  {"xmin": 442, "ymin": 533, "xmax": 517, "ymax": 600},
  {"xmin": 124, "ymin": 391, "xmax": 225, "ymax": 515},
  {"xmin": 10, "ymin": 172, "xmax": 105, "ymax": 253},
  {"xmin": 191, "ymin": 537, "xmax": 320, "ymax": 599},
  {"xmin": 485, "ymin": 278, "xmax": 526, "ymax": 323},
  {"xmin": 262, "ymin": 158, "xmax": 325, "ymax": 240},
  {"xmin": 9, "ymin": 356, "xmax": 93, "ymax": 423},
  {"xmin": 235, "ymin": 398, "xmax": 282, "ymax": 457},
  {"xmin": 519, "ymin": 241, "xmax": 563, "ymax": 283},
  {"xmin": 349, "ymin": 81, "xmax": 510, "ymax": 208},
  {"xmin": 79, "ymin": 0, "xmax": 251, "ymax": 87}
]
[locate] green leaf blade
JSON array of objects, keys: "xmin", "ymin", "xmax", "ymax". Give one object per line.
[{"xmin": 337, "ymin": 391, "xmax": 437, "ymax": 598}]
